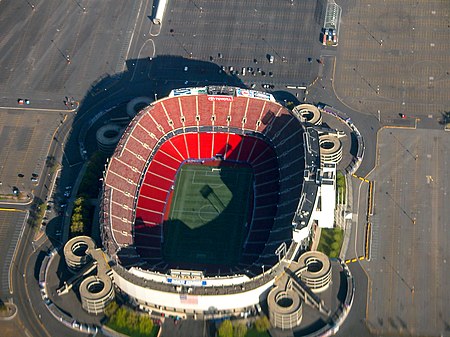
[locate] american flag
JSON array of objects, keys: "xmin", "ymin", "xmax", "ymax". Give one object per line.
[{"xmin": 179, "ymin": 294, "xmax": 198, "ymax": 304}]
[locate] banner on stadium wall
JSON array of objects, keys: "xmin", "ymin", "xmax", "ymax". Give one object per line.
[
  {"xmin": 235, "ymin": 88, "xmax": 274, "ymax": 101},
  {"xmin": 207, "ymin": 95, "xmax": 233, "ymax": 102},
  {"xmin": 166, "ymin": 277, "xmax": 207, "ymax": 286},
  {"xmin": 170, "ymin": 87, "xmax": 209, "ymax": 97}
]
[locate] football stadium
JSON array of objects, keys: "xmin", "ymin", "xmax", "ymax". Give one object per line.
[{"xmin": 100, "ymin": 86, "xmax": 325, "ymax": 319}]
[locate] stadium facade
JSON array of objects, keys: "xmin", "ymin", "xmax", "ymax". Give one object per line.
[{"xmin": 100, "ymin": 86, "xmax": 333, "ymax": 319}]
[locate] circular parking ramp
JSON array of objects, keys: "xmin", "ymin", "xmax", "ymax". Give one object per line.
[
  {"xmin": 297, "ymin": 251, "xmax": 332, "ymax": 293},
  {"xmin": 79, "ymin": 275, "xmax": 115, "ymax": 314},
  {"xmin": 126, "ymin": 96, "xmax": 152, "ymax": 118},
  {"xmin": 319, "ymin": 134, "xmax": 343, "ymax": 164},
  {"xmin": 96, "ymin": 124, "xmax": 123, "ymax": 154},
  {"xmin": 268, "ymin": 288, "xmax": 303, "ymax": 330},
  {"xmin": 292, "ymin": 104, "xmax": 322, "ymax": 125},
  {"xmin": 64, "ymin": 236, "xmax": 96, "ymax": 273}
]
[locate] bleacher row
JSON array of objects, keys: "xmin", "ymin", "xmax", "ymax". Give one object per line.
[{"xmin": 103, "ymin": 93, "xmax": 306, "ymax": 275}]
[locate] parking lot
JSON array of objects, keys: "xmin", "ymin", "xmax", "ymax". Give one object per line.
[
  {"xmin": 364, "ymin": 128, "xmax": 450, "ymax": 336},
  {"xmin": 0, "ymin": 109, "xmax": 62, "ymax": 196},
  {"xmin": 334, "ymin": 0, "xmax": 450, "ymax": 124},
  {"xmin": 0, "ymin": 209, "xmax": 27, "ymax": 298},
  {"xmin": 156, "ymin": 0, "xmax": 323, "ymax": 90}
]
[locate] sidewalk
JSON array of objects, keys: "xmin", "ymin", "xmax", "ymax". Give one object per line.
[{"xmin": 310, "ymin": 226, "xmax": 321, "ymax": 251}]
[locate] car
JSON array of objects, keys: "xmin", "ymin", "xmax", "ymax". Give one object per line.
[
  {"xmin": 253, "ymin": 58, "xmax": 258, "ymax": 64},
  {"xmin": 31, "ymin": 177, "xmax": 38, "ymax": 182},
  {"xmin": 229, "ymin": 66, "xmax": 234, "ymax": 72},
  {"xmin": 241, "ymin": 67, "xmax": 246, "ymax": 76},
  {"xmin": 65, "ymin": 186, "xmax": 72, "ymax": 190},
  {"xmin": 262, "ymin": 84, "xmax": 270, "ymax": 89},
  {"xmin": 400, "ymin": 113, "xmax": 406, "ymax": 119},
  {"xmin": 269, "ymin": 71, "xmax": 273, "ymax": 77},
  {"xmin": 183, "ymin": 66, "xmax": 188, "ymax": 72},
  {"xmin": 269, "ymin": 55, "xmax": 274, "ymax": 63},
  {"xmin": 18, "ymin": 99, "xmax": 24, "ymax": 105},
  {"xmin": 250, "ymin": 83, "xmax": 256, "ymax": 88},
  {"xmin": 218, "ymin": 53, "xmax": 223, "ymax": 59}
]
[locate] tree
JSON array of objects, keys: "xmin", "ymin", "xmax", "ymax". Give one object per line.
[
  {"xmin": 254, "ymin": 315, "xmax": 271, "ymax": 332},
  {"xmin": 104, "ymin": 301, "xmax": 119, "ymax": 317},
  {"xmin": 218, "ymin": 319, "xmax": 233, "ymax": 337},
  {"xmin": 234, "ymin": 323, "xmax": 247, "ymax": 337},
  {"xmin": 138, "ymin": 315, "xmax": 154, "ymax": 335},
  {"xmin": 114, "ymin": 307, "xmax": 129, "ymax": 329}
]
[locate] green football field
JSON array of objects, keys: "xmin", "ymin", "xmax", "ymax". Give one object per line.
[{"xmin": 163, "ymin": 164, "xmax": 254, "ymax": 266}]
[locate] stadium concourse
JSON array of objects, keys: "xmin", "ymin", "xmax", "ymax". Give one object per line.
[{"xmin": 100, "ymin": 86, "xmax": 326, "ymax": 319}]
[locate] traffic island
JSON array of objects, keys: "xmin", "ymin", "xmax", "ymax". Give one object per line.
[{"xmin": 0, "ymin": 301, "xmax": 17, "ymax": 321}]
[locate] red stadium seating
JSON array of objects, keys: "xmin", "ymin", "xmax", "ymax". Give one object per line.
[
  {"xmin": 229, "ymin": 98, "xmax": 247, "ymax": 129},
  {"xmin": 199, "ymin": 132, "xmax": 214, "ymax": 158},
  {"xmin": 154, "ymin": 149, "xmax": 183, "ymax": 169},
  {"xmin": 105, "ymin": 92, "xmax": 306, "ymax": 273},
  {"xmin": 136, "ymin": 196, "xmax": 165, "ymax": 214},
  {"xmin": 168, "ymin": 134, "xmax": 189, "ymax": 160},
  {"xmin": 179, "ymin": 95, "xmax": 197, "ymax": 127},
  {"xmin": 145, "ymin": 104, "xmax": 170, "ymax": 135},
  {"xmin": 160, "ymin": 99, "xmax": 183, "ymax": 130},
  {"xmin": 244, "ymin": 99, "xmax": 265, "ymax": 131},
  {"xmin": 132, "ymin": 124, "xmax": 158, "ymax": 149},
  {"xmin": 237, "ymin": 136, "xmax": 255, "ymax": 162},
  {"xmin": 123, "ymin": 136, "xmax": 152, "ymax": 160},
  {"xmin": 197, "ymin": 96, "xmax": 214, "ymax": 125},
  {"xmin": 212, "ymin": 132, "xmax": 229, "ymax": 156},
  {"xmin": 213, "ymin": 100, "xmax": 232, "ymax": 126},
  {"xmin": 184, "ymin": 133, "xmax": 199, "ymax": 158}
]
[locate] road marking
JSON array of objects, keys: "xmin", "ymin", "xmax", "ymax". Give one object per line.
[
  {"xmin": 352, "ymin": 174, "xmax": 370, "ymax": 183},
  {"xmin": 0, "ymin": 208, "xmax": 26, "ymax": 212},
  {"xmin": 345, "ymin": 256, "xmax": 366, "ymax": 264}
]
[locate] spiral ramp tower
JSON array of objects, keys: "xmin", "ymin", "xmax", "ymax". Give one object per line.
[
  {"xmin": 268, "ymin": 251, "xmax": 332, "ymax": 330},
  {"xmin": 292, "ymin": 104, "xmax": 323, "ymax": 126},
  {"xmin": 96, "ymin": 124, "xmax": 124, "ymax": 154},
  {"xmin": 319, "ymin": 134, "xmax": 343, "ymax": 164},
  {"xmin": 62, "ymin": 236, "xmax": 115, "ymax": 314}
]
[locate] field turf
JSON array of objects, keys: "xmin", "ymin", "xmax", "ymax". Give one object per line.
[{"xmin": 163, "ymin": 163, "xmax": 253, "ymax": 266}]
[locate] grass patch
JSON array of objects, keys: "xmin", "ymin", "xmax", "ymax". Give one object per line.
[
  {"xmin": 336, "ymin": 171, "xmax": 346, "ymax": 204},
  {"xmin": 317, "ymin": 228, "xmax": 344, "ymax": 258},
  {"xmin": 163, "ymin": 163, "xmax": 253, "ymax": 266},
  {"xmin": 245, "ymin": 327, "xmax": 271, "ymax": 337}
]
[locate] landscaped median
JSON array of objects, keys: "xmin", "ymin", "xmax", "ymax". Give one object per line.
[{"xmin": 317, "ymin": 228, "xmax": 344, "ymax": 258}]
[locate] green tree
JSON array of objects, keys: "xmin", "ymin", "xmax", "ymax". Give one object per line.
[
  {"xmin": 254, "ymin": 316, "xmax": 270, "ymax": 332},
  {"xmin": 218, "ymin": 319, "xmax": 233, "ymax": 337},
  {"xmin": 104, "ymin": 301, "xmax": 119, "ymax": 317},
  {"xmin": 114, "ymin": 307, "xmax": 129, "ymax": 329},
  {"xmin": 138, "ymin": 315, "xmax": 154, "ymax": 335},
  {"xmin": 233, "ymin": 322, "xmax": 247, "ymax": 337}
]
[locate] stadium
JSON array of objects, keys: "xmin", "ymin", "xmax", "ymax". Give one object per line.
[{"xmin": 100, "ymin": 86, "xmax": 323, "ymax": 319}]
